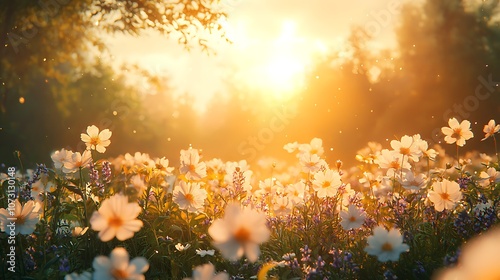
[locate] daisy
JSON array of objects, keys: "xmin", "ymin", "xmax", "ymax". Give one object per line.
[
  {"xmin": 298, "ymin": 138, "xmax": 324, "ymax": 156},
  {"xmin": 390, "ymin": 135, "xmax": 422, "ymax": 162},
  {"xmin": 0, "ymin": 200, "xmax": 40, "ymax": 235},
  {"xmin": 208, "ymin": 203, "xmax": 270, "ymax": 263},
  {"xmin": 482, "ymin": 119, "xmax": 500, "ymax": 141},
  {"xmin": 375, "ymin": 149, "xmax": 411, "ymax": 177},
  {"xmin": 299, "ymin": 153, "xmax": 322, "ymax": 173},
  {"xmin": 399, "ymin": 171, "xmax": 427, "ymax": 191},
  {"xmin": 90, "ymin": 194, "xmax": 143, "ymax": 242},
  {"xmin": 428, "ymin": 179, "xmax": 462, "ymax": 212},
  {"xmin": 173, "ymin": 181, "xmax": 207, "ymax": 213},
  {"xmin": 441, "ymin": 118, "xmax": 474, "ymax": 146},
  {"xmin": 183, "ymin": 263, "xmax": 229, "ymax": 280},
  {"xmin": 51, "ymin": 148, "xmax": 71, "ymax": 169},
  {"xmin": 80, "ymin": 125, "xmax": 112, "ymax": 153},
  {"xmin": 179, "ymin": 148, "xmax": 207, "ymax": 180},
  {"xmin": 312, "ymin": 169, "xmax": 342, "ymax": 198},
  {"xmin": 155, "ymin": 157, "xmax": 175, "ymax": 177},
  {"xmin": 340, "ymin": 204, "xmax": 366, "ymax": 230},
  {"xmin": 478, "ymin": 167, "xmax": 500, "ymax": 187},
  {"xmin": 93, "ymin": 247, "xmax": 149, "ymax": 280},
  {"xmin": 63, "ymin": 150, "xmax": 92, "ymax": 174},
  {"xmin": 272, "ymin": 196, "xmax": 292, "ymax": 217},
  {"xmin": 284, "ymin": 180, "xmax": 308, "ymax": 205},
  {"xmin": 365, "ymin": 226, "xmax": 409, "ymax": 262},
  {"xmin": 255, "ymin": 178, "xmax": 283, "ymax": 197},
  {"xmin": 413, "ymin": 134, "xmax": 438, "ymax": 160}
]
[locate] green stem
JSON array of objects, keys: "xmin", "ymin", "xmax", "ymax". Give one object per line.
[
  {"xmin": 17, "ymin": 235, "xmax": 26, "ymax": 277},
  {"xmin": 493, "ymin": 134, "xmax": 499, "ymax": 164}
]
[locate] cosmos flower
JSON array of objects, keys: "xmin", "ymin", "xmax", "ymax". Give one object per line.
[
  {"xmin": 155, "ymin": 157, "xmax": 175, "ymax": 176},
  {"xmin": 340, "ymin": 204, "xmax": 366, "ymax": 230},
  {"xmin": 376, "ymin": 149, "xmax": 411, "ymax": 177},
  {"xmin": 312, "ymin": 168, "xmax": 342, "ymax": 198},
  {"xmin": 208, "ymin": 203, "xmax": 270, "ymax": 263},
  {"xmin": 298, "ymin": 138, "xmax": 324, "ymax": 156},
  {"xmin": 399, "ymin": 171, "xmax": 427, "ymax": 191},
  {"xmin": 390, "ymin": 135, "xmax": 422, "ymax": 162},
  {"xmin": 428, "ymin": 179, "xmax": 462, "ymax": 212},
  {"xmin": 482, "ymin": 119, "xmax": 500, "ymax": 141},
  {"xmin": 80, "ymin": 125, "xmax": 112, "ymax": 153},
  {"xmin": 63, "ymin": 150, "xmax": 92, "ymax": 174},
  {"xmin": 64, "ymin": 271, "xmax": 92, "ymax": 280},
  {"xmin": 441, "ymin": 118, "xmax": 474, "ymax": 146},
  {"xmin": 175, "ymin": 243, "xmax": 191, "ymax": 251},
  {"xmin": 0, "ymin": 200, "xmax": 40, "ymax": 235},
  {"xmin": 272, "ymin": 196, "xmax": 292, "ymax": 217},
  {"xmin": 93, "ymin": 247, "xmax": 149, "ymax": 280},
  {"xmin": 183, "ymin": 263, "xmax": 229, "ymax": 280},
  {"xmin": 179, "ymin": 148, "xmax": 207, "ymax": 180},
  {"xmin": 365, "ymin": 226, "xmax": 409, "ymax": 262},
  {"xmin": 299, "ymin": 153, "xmax": 322, "ymax": 173},
  {"xmin": 51, "ymin": 148, "xmax": 71, "ymax": 169},
  {"xmin": 129, "ymin": 175, "xmax": 147, "ymax": 197},
  {"xmin": 90, "ymin": 194, "xmax": 143, "ymax": 242},
  {"xmin": 478, "ymin": 167, "xmax": 500, "ymax": 188},
  {"xmin": 173, "ymin": 181, "xmax": 207, "ymax": 213}
]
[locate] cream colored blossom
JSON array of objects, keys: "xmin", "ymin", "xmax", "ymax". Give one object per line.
[
  {"xmin": 365, "ymin": 226, "xmax": 409, "ymax": 262},
  {"xmin": 208, "ymin": 203, "xmax": 270, "ymax": 263},
  {"xmin": 441, "ymin": 118, "xmax": 474, "ymax": 146},
  {"xmin": 0, "ymin": 200, "xmax": 40, "ymax": 235},
  {"xmin": 482, "ymin": 119, "xmax": 500, "ymax": 141},
  {"xmin": 428, "ymin": 179, "xmax": 462, "ymax": 212},
  {"xmin": 90, "ymin": 194, "xmax": 143, "ymax": 242},
  {"xmin": 173, "ymin": 181, "xmax": 207, "ymax": 213},
  {"xmin": 80, "ymin": 125, "xmax": 112, "ymax": 153},
  {"xmin": 93, "ymin": 247, "xmax": 149, "ymax": 280}
]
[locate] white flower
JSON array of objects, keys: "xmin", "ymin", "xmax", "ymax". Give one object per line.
[
  {"xmin": 175, "ymin": 243, "xmax": 191, "ymax": 251},
  {"xmin": 482, "ymin": 119, "xmax": 500, "ymax": 141},
  {"xmin": 428, "ymin": 179, "xmax": 462, "ymax": 212},
  {"xmin": 63, "ymin": 150, "xmax": 92, "ymax": 173},
  {"xmin": 196, "ymin": 249, "xmax": 215, "ymax": 257},
  {"xmin": 80, "ymin": 125, "xmax": 112, "ymax": 153},
  {"xmin": 365, "ymin": 226, "xmax": 409, "ymax": 262},
  {"xmin": 340, "ymin": 204, "xmax": 366, "ymax": 230},
  {"xmin": 312, "ymin": 169, "xmax": 342, "ymax": 198},
  {"xmin": 179, "ymin": 148, "xmax": 207, "ymax": 180},
  {"xmin": 399, "ymin": 171, "xmax": 427, "ymax": 191},
  {"xmin": 93, "ymin": 247, "xmax": 149, "ymax": 280},
  {"xmin": 441, "ymin": 118, "xmax": 474, "ymax": 146},
  {"xmin": 478, "ymin": 167, "xmax": 500, "ymax": 187},
  {"xmin": 0, "ymin": 200, "xmax": 40, "ymax": 235},
  {"xmin": 90, "ymin": 194, "xmax": 143, "ymax": 242},
  {"xmin": 208, "ymin": 203, "xmax": 270, "ymax": 263},
  {"xmin": 173, "ymin": 181, "xmax": 207, "ymax": 213},
  {"xmin": 183, "ymin": 263, "xmax": 229, "ymax": 280},
  {"xmin": 51, "ymin": 148, "xmax": 71, "ymax": 169},
  {"xmin": 391, "ymin": 135, "xmax": 422, "ymax": 162}
]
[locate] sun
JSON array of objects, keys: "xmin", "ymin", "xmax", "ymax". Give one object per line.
[{"xmin": 263, "ymin": 53, "xmax": 305, "ymax": 96}]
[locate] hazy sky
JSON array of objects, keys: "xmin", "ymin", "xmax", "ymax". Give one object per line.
[{"xmin": 106, "ymin": 0, "xmax": 410, "ymax": 110}]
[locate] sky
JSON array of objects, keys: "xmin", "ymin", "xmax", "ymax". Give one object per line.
[{"xmin": 105, "ymin": 0, "xmax": 411, "ymax": 111}]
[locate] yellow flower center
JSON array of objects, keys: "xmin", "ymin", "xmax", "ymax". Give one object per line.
[
  {"xmin": 322, "ymin": 181, "xmax": 331, "ymax": 188},
  {"xmin": 234, "ymin": 227, "xmax": 251, "ymax": 243},
  {"xmin": 349, "ymin": 216, "xmax": 356, "ymax": 222},
  {"xmin": 15, "ymin": 215, "xmax": 25, "ymax": 226},
  {"xmin": 89, "ymin": 136, "xmax": 101, "ymax": 146},
  {"xmin": 451, "ymin": 128, "xmax": 462, "ymax": 139},
  {"xmin": 111, "ymin": 268, "xmax": 129, "ymax": 279},
  {"xmin": 108, "ymin": 216, "xmax": 123, "ymax": 228},
  {"xmin": 440, "ymin": 193, "xmax": 450, "ymax": 201},
  {"xmin": 400, "ymin": 147, "xmax": 410, "ymax": 155},
  {"xmin": 381, "ymin": 242, "xmax": 393, "ymax": 252},
  {"xmin": 185, "ymin": 193, "xmax": 194, "ymax": 203}
]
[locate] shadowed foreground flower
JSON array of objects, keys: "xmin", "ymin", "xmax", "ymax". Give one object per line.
[
  {"xmin": 478, "ymin": 167, "xmax": 500, "ymax": 188},
  {"xmin": 183, "ymin": 263, "xmax": 229, "ymax": 280},
  {"xmin": 365, "ymin": 226, "xmax": 409, "ymax": 262},
  {"xmin": 428, "ymin": 179, "xmax": 462, "ymax": 212},
  {"xmin": 434, "ymin": 227, "xmax": 500, "ymax": 280},
  {"xmin": 93, "ymin": 247, "xmax": 149, "ymax": 280},
  {"xmin": 90, "ymin": 194, "xmax": 143, "ymax": 242},
  {"xmin": 63, "ymin": 150, "xmax": 92, "ymax": 174},
  {"xmin": 0, "ymin": 200, "xmax": 40, "ymax": 235},
  {"xmin": 441, "ymin": 118, "xmax": 473, "ymax": 146},
  {"xmin": 208, "ymin": 203, "xmax": 270, "ymax": 262},
  {"xmin": 80, "ymin": 125, "xmax": 112, "ymax": 153}
]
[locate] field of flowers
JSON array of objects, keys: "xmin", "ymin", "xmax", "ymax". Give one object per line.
[{"xmin": 1, "ymin": 117, "xmax": 500, "ymax": 279}]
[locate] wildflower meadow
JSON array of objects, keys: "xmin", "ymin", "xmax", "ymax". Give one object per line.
[{"xmin": 1, "ymin": 118, "xmax": 500, "ymax": 280}]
